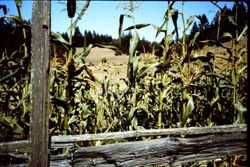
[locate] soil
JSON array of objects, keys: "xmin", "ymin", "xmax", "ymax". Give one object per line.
[{"xmin": 75, "ymin": 36, "xmax": 247, "ymax": 89}]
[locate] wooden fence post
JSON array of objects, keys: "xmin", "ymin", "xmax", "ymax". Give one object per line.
[{"xmin": 30, "ymin": 1, "xmax": 51, "ymax": 166}]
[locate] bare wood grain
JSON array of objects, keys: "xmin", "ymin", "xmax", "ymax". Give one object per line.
[
  {"xmin": 0, "ymin": 125, "xmax": 246, "ymax": 166},
  {"xmin": 52, "ymin": 124, "xmax": 246, "ymax": 143},
  {"xmin": 0, "ymin": 124, "xmax": 246, "ymax": 152},
  {"xmin": 72, "ymin": 132, "xmax": 247, "ymax": 166},
  {"xmin": 30, "ymin": 1, "xmax": 51, "ymax": 166}
]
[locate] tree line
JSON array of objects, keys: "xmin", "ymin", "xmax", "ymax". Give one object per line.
[
  {"xmin": 0, "ymin": 1, "xmax": 247, "ymax": 57},
  {"xmin": 60, "ymin": 2, "xmax": 247, "ymax": 55},
  {"xmin": 60, "ymin": 27, "xmax": 153, "ymax": 55},
  {"xmin": 189, "ymin": 2, "xmax": 247, "ymax": 46}
]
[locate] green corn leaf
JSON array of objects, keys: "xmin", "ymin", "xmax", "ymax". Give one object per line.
[
  {"xmin": 239, "ymin": 65, "xmax": 247, "ymax": 74},
  {"xmin": 118, "ymin": 14, "xmax": 131, "ymax": 46},
  {"xmin": 151, "ymin": 24, "xmax": 167, "ymax": 39},
  {"xmin": 124, "ymin": 23, "xmax": 150, "ymax": 31},
  {"xmin": 185, "ymin": 15, "xmax": 195, "ymax": 31},
  {"xmin": 169, "ymin": 1, "xmax": 176, "ymax": 8},
  {"xmin": 199, "ymin": 39, "xmax": 230, "ymax": 49},
  {"xmin": 83, "ymin": 44, "xmax": 93, "ymax": 56},
  {"xmin": 1, "ymin": 115, "xmax": 24, "ymax": 134},
  {"xmin": 234, "ymin": 101, "xmax": 247, "ymax": 113},
  {"xmin": 170, "ymin": 8, "xmax": 179, "ymax": 40},
  {"xmin": 15, "ymin": 0, "xmax": 22, "ymax": 7},
  {"xmin": 95, "ymin": 43, "xmax": 122, "ymax": 54},
  {"xmin": 237, "ymin": 24, "xmax": 247, "ymax": 42},
  {"xmin": 219, "ymin": 32, "xmax": 233, "ymax": 41},
  {"xmin": 159, "ymin": 87, "xmax": 171, "ymax": 105},
  {"xmin": 118, "ymin": 14, "xmax": 124, "ymax": 46},
  {"xmin": 129, "ymin": 31, "xmax": 139, "ymax": 56},
  {"xmin": 84, "ymin": 65, "xmax": 100, "ymax": 83},
  {"xmin": 129, "ymin": 107, "xmax": 137, "ymax": 120},
  {"xmin": 210, "ymin": 95, "xmax": 219, "ymax": 107},
  {"xmin": 186, "ymin": 97, "xmax": 194, "ymax": 114},
  {"xmin": 132, "ymin": 55, "xmax": 140, "ymax": 78},
  {"xmin": 182, "ymin": 96, "xmax": 194, "ymax": 127},
  {"xmin": 130, "ymin": 117, "xmax": 138, "ymax": 130},
  {"xmin": 238, "ymin": 47, "xmax": 247, "ymax": 58},
  {"xmin": 75, "ymin": 44, "xmax": 93, "ymax": 63},
  {"xmin": 68, "ymin": 115, "xmax": 78, "ymax": 125},
  {"xmin": 137, "ymin": 62, "xmax": 160, "ymax": 79},
  {"xmin": 189, "ymin": 31, "xmax": 200, "ymax": 47},
  {"xmin": 234, "ymin": 101, "xmax": 246, "ymax": 124},
  {"xmin": 2, "ymin": 15, "xmax": 24, "ymax": 25},
  {"xmin": 228, "ymin": 16, "xmax": 238, "ymax": 27},
  {"xmin": 74, "ymin": 66, "xmax": 85, "ymax": 76},
  {"xmin": 51, "ymin": 32, "xmax": 70, "ymax": 47}
]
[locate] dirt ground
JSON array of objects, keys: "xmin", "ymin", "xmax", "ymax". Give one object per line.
[
  {"xmin": 76, "ymin": 47, "xmax": 130, "ymax": 88},
  {"xmin": 75, "ymin": 36, "xmax": 247, "ymax": 88}
]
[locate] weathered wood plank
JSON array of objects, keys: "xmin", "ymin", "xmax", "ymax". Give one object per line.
[
  {"xmin": 0, "ymin": 141, "xmax": 74, "ymax": 153},
  {"xmin": 52, "ymin": 124, "xmax": 246, "ymax": 143},
  {"xmin": 0, "ymin": 124, "xmax": 246, "ymax": 153},
  {"xmin": 30, "ymin": 1, "xmax": 51, "ymax": 166},
  {"xmin": 0, "ymin": 140, "xmax": 30, "ymax": 154},
  {"xmin": 72, "ymin": 132, "xmax": 247, "ymax": 166},
  {"xmin": 0, "ymin": 128, "xmax": 247, "ymax": 166}
]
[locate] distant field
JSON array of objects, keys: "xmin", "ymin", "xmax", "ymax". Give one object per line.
[
  {"xmin": 75, "ymin": 47, "xmax": 129, "ymax": 88},
  {"xmin": 75, "ymin": 36, "xmax": 247, "ymax": 89}
]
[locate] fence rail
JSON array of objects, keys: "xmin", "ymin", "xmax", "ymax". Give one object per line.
[{"xmin": 0, "ymin": 124, "xmax": 247, "ymax": 166}]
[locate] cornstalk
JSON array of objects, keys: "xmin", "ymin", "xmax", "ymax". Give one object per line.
[
  {"xmin": 232, "ymin": 2, "xmax": 239, "ymax": 122},
  {"xmin": 64, "ymin": 18, "xmax": 74, "ymax": 135},
  {"xmin": 158, "ymin": 2, "xmax": 171, "ymax": 129}
]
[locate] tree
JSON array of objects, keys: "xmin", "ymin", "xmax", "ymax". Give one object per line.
[
  {"xmin": 62, "ymin": 32, "xmax": 69, "ymax": 42},
  {"xmin": 190, "ymin": 21, "xmax": 199, "ymax": 38},
  {"xmin": 72, "ymin": 26, "xmax": 83, "ymax": 47},
  {"xmin": 84, "ymin": 30, "xmax": 93, "ymax": 44},
  {"xmin": 197, "ymin": 14, "xmax": 210, "ymax": 31},
  {"xmin": 232, "ymin": 2, "xmax": 248, "ymax": 36},
  {"xmin": 120, "ymin": 31, "xmax": 132, "ymax": 54}
]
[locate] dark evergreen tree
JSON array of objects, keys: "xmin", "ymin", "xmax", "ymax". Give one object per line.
[
  {"xmin": 232, "ymin": 2, "xmax": 248, "ymax": 36},
  {"xmin": 72, "ymin": 26, "xmax": 84, "ymax": 47},
  {"xmin": 197, "ymin": 14, "xmax": 210, "ymax": 31},
  {"xmin": 62, "ymin": 32, "xmax": 69, "ymax": 42},
  {"xmin": 120, "ymin": 31, "xmax": 132, "ymax": 54},
  {"xmin": 84, "ymin": 30, "xmax": 93, "ymax": 44},
  {"xmin": 190, "ymin": 21, "xmax": 199, "ymax": 38}
]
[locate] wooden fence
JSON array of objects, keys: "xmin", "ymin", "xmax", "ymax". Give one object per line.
[
  {"xmin": 0, "ymin": 1, "xmax": 248, "ymax": 166},
  {"xmin": 0, "ymin": 124, "xmax": 247, "ymax": 166}
]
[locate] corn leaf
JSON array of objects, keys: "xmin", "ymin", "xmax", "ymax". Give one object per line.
[
  {"xmin": 228, "ymin": 16, "xmax": 238, "ymax": 27},
  {"xmin": 124, "ymin": 23, "xmax": 150, "ymax": 31},
  {"xmin": 51, "ymin": 32, "xmax": 70, "ymax": 46},
  {"xmin": 234, "ymin": 101, "xmax": 247, "ymax": 113},
  {"xmin": 170, "ymin": 8, "xmax": 179, "ymax": 40},
  {"xmin": 137, "ymin": 62, "xmax": 160, "ymax": 79},
  {"xmin": 118, "ymin": 14, "xmax": 124, "ymax": 46},
  {"xmin": 129, "ymin": 31, "xmax": 139, "ymax": 56},
  {"xmin": 219, "ymin": 32, "xmax": 233, "ymax": 41},
  {"xmin": 69, "ymin": 0, "xmax": 90, "ymax": 30},
  {"xmin": 189, "ymin": 31, "xmax": 200, "ymax": 47},
  {"xmin": 185, "ymin": 15, "xmax": 195, "ymax": 31},
  {"xmin": 237, "ymin": 24, "xmax": 247, "ymax": 42},
  {"xmin": 68, "ymin": 115, "xmax": 78, "ymax": 125},
  {"xmin": 2, "ymin": 15, "xmax": 24, "ymax": 24}
]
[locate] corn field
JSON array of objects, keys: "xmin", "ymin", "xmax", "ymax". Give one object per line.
[{"xmin": 0, "ymin": 0, "xmax": 247, "ymax": 165}]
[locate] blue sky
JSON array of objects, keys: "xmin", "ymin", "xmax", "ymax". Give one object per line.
[{"xmin": 0, "ymin": 0, "xmax": 234, "ymax": 42}]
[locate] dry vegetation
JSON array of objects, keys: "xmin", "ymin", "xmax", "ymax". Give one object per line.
[
  {"xmin": 77, "ymin": 34, "xmax": 247, "ymax": 90},
  {"xmin": 0, "ymin": 0, "xmax": 247, "ymax": 166}
]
